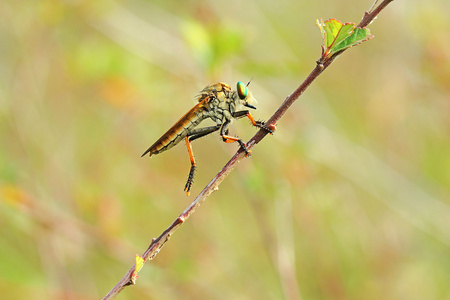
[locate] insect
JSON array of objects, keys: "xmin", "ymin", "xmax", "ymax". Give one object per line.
[{"xmin": 142, "ymin": 81, "xmax": 272, "ymax": 195}]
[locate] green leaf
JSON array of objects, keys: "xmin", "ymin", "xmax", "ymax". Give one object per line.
[
  {"xmin": 131, "ymin": 254, "xmax": 145, "ymax": 284},
  {"xmin": 316, "ymin": 18, "xmax": 374, "ymax": 60},
  {"xmin": 332, "ymin": 27, "xmax": 373, "ymax": 53}
]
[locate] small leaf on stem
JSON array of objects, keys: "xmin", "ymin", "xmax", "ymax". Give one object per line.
[
  {"xmin": 131, "ymin": 254, "xmax": 145, "ymax": 284},
  {"xmin": 316, "ymin": 18, "xmax": 374, "ymax": 61}
]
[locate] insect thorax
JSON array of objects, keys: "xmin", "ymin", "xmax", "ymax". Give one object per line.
[
  {"xmin": 207, "ymin": 90, "xmax": 237, "ymax": 125},
  {"xmin": 193, "ymin": 83, "xmax": 236, "ymax": 125}
]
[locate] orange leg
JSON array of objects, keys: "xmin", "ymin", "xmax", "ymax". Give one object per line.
[
  {"xmin": 233, "ymin": 110, "xmax": 275, "ymax": 134},
  {"xmin": 221, "ymin": 134, "xmax": 251, "ymax": 156},
  {"xmin": 245, "ymin": 112, "xmax": 259, "ymax": 127},
  {"xmin": 184, "ymin": 136, "xmax": 196, "ymax": 196},
  {"xmin": 247, "ymin": 112, "xmax": 276, "ymax": 133}
]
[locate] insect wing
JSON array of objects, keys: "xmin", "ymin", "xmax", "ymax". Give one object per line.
[{"xmin": 141, "ymin": 95, "xmax": 211, "ymax": 157}]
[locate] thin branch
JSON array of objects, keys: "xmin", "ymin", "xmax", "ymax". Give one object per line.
[
  {"xmin": 102, "ymin": 0, "xmax": 395, "ymax": 298},
  {"xmin": 359, "ymin": 0, "xmax": 395, "ymax": 28}
]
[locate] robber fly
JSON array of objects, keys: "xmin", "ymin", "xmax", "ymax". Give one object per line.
[{"xmin": 142, "ymin": 81, "xmax": 272, "ymax": 195}]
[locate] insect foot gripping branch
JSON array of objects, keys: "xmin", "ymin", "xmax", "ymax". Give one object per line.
[{"xmin": 142, "ymin": 81, "xmax": 272, "ymax": 195}]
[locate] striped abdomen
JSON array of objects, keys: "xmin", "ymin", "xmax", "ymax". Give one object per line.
[{"xmin": 142, "ymin": 100, "xmax": 208, "ymax": 157}]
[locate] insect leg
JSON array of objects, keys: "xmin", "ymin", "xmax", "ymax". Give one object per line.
[
  {"xmin": 219, "ymin": 120, "xmax": 251, "ymax": 156},
  {"xmin": 184, "ymin": 136, "xmax": 196, "ymax": 196},
  {"xmin": 187, "ymin": 125, "xmax": 221, "ymax": 141},
  {"xmin": 233, "ymin": 110, "xmax": 275, "ymax": 134},
  {"xmin": 183, "ymin": 125, "xmax": 220, "ymax": 195}
]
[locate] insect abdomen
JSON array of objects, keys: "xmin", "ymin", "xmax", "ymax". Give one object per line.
[{"xmin": 142, "ymin": 109, "xmax": 206, "ymax": 157}]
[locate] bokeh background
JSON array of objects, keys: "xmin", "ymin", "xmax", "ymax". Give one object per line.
[{"xmin": 1, "ymin": 0, "xmax": 449, "ymax": 299}]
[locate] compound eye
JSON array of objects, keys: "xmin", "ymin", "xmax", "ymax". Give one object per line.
[{"xmin": 236, "ymin": 81, "xmax": 247, "ymax": 100}]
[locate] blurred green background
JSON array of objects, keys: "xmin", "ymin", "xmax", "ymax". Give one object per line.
[{"xmin": 1, "ymin": 0, "xmax": 449, "ymax": 299}]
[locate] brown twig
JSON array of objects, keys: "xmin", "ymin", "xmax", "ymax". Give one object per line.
[
  {"xmin": 359, "ymin": 0, "xmax": 395, "ymax": 28},
  {"xmin": 102, "ymin": 0, "xmax": 395, "ymax": 298}
]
